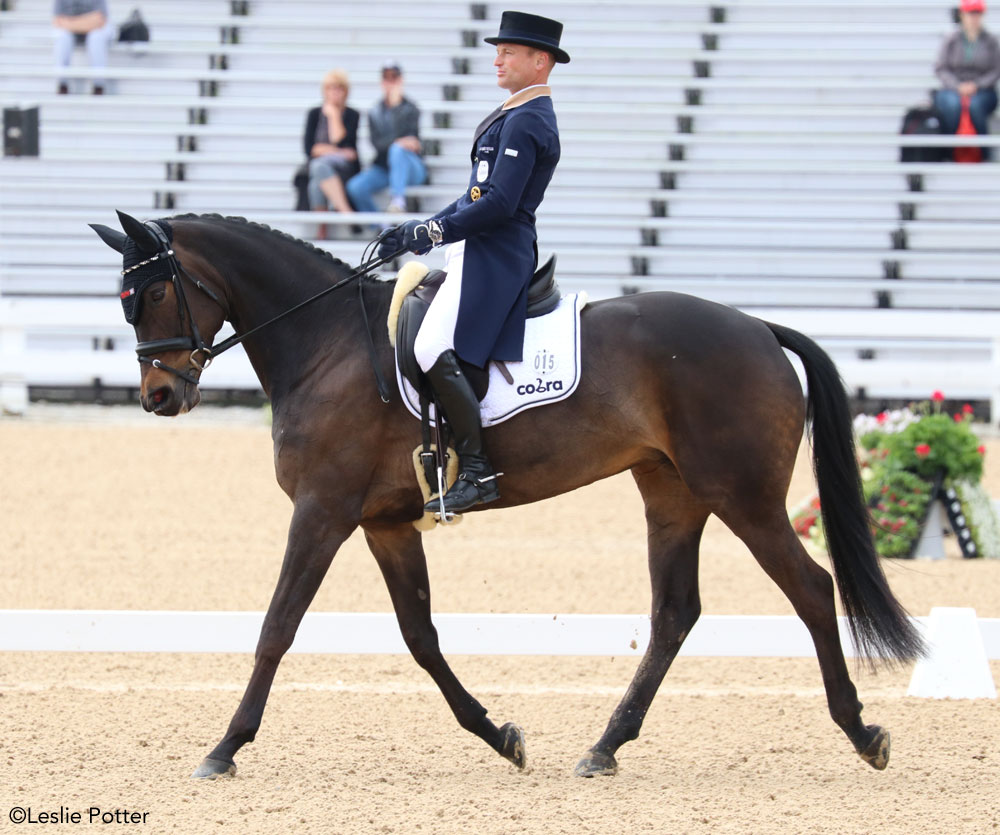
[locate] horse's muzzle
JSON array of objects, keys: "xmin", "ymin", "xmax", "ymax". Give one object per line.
[{"xmin": 141, "ymin": 378, "xmax": 200, "ymax": 416}]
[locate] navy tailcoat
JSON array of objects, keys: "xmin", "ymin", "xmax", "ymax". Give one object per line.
[{"xmin": 431, "ymin": 89, "xmax": 560, "ymax": 368}]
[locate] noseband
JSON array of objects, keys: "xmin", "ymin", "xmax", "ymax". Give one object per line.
[{"xmin": 129, "ymin": 222, "xmax": 401, "ymax": 401}]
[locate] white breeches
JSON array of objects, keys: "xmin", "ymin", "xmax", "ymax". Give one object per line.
[{"xmin": 414, "ymin": 241, "xmax": 465, "ymax": 372}]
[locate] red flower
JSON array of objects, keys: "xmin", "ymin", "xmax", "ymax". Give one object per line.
[
  {"xmin": 963, "ymin": 403, "xmax": 974, "ymax": 414},
  {"xmin": 915, "ymin": 443, "xmax": 931, "ymax": 457},
  {"xmin": 931, "ymin": 391, "xmax": 945, "ymax": 402},
  {"xmin": 954, "ymin": 413, "xmax": 963, "ymax": 423},
  {"xmin": 793, "ymin": 513, "xmax": 817, "ymax": 535},
  {"xmin": 876, "ymin": 411, "xmax": 888, "ymax": 425},
  {"xmin": 978, "ymin": 445, "xmax": 986, "ymax": 455}
]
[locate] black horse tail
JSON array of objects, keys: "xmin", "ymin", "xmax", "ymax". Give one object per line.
[{"xmin": 766, "ymin": 321, "xmax": 926, "ymax": 667}]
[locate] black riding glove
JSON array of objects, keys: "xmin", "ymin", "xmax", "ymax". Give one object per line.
[
  {"xmin": 377, "ymin": 219, "xmax": 441, "ymax": 259},
  {"xmin": 376, "ymin": 225, "xmax": 402, "ymax": 260}
]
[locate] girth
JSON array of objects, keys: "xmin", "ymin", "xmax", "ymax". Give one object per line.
[{"xmin": 395, "ymin": 253, "xmax": 561, "ymax": 401}]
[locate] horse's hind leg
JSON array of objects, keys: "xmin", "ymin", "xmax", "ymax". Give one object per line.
[
  {"xmin": 363, "ymin": 522, "xmax": 526, "ymax": 769},
  {"xmin": 576, "ymin": 458, "xmax": 709, "ymax": 777},
  {"xmin": 192, "ymin": 498, "xmax": 354, "ymax": 778},
  {"xmin": 725, "ymin": 511, "xmax": 889, "ymax": 769}
]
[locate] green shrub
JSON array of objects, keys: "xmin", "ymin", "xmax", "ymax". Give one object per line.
[{"xmin": 791, "ymin": 395, "xmax": 992, "ymax": 559}]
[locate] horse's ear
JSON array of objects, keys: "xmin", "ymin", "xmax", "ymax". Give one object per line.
[
  {"xmin": 89, "ymin": 223, "xmax": 128, "ymax": 253},
  {"xmin": 116, "ymin": 210, "xmax": 161, "ymax": 254}
]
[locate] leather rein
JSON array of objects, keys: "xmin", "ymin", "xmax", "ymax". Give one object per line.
[{"xmin": 131, "ymin": 222, "xmax": 399, "ymax": 402}]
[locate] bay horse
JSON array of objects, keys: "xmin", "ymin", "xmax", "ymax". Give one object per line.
[{"xmin": 91, "ymin": 211, "xmax": 923, "ymax": 780}]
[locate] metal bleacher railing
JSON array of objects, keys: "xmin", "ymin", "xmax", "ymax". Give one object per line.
[{"xmin": 2, "ymin": 0, "xmax": 1000, "ymax": 418}]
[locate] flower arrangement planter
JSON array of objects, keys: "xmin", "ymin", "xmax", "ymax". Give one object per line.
[{"xmin": 791, "ymin": 393, "xmax": 1000, "ymax": 560}]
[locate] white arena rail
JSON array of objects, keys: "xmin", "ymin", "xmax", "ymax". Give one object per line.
[
  {"xmin": 0, "ymin": 608, "xmax": 993, "ymax": 658},
  {"xmin": 0, "ymin": 608, "xmax": 995, "ymax": 698}
]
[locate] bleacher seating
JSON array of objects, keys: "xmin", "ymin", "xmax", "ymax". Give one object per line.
[{"xmin": 2, "ymin": 0, "xmax": 1000, "ymax": 418}]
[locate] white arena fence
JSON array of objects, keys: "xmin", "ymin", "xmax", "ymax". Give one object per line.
[{"xmin": 1, "ymin": 608, "xmax": 996, "ymax": 698}]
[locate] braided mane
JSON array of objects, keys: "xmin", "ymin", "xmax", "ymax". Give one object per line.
[{"xmin": 166, "ymin": 212, "xmax": 356, "ymax": 274}]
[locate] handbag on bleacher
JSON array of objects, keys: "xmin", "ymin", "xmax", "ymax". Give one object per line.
[
  {"xmin": 898, "ymin": 106, "xmax": 946, "ymax": 163},
  {"xmin": 118, "ymin": 9, "xmax": 150, "ymax": 43}
]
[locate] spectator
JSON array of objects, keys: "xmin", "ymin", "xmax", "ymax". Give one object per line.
[
  {"xmin": 52, "ymin": 0, "xmax": 114, "ymax": 95},
  {"xmin": 346, "ymin": 62, "xmax": 427, "ymax": 214},
  {"xmin": 934, "ymin": 0, "xmax": 1000, "ymax": 158},
  {"xmin": 303, "ymin": 69, "xmax": 360, "ymax": 218}
]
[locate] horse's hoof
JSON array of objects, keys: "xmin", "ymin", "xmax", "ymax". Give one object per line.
[
  {"xmin": 574, "ymin": 749, "xmax": 618, "ymax": 777},
  {"xmin": 499, "ymin": 722, "xmax": 527, "ymax": 770},
  {"xmin": 191, "ymin": 757, "xmax": 237, "ymax": 779},
  {"xmin": 858, "ymin": 726, "xmax": 891, "ymax": 771}
]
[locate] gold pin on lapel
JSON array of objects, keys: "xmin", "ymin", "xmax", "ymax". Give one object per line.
[{"xmin": 470, "ymin": 186, "xmax": 482, "ymax": 201}]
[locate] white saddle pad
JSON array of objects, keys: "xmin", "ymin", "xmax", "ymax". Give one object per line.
[{"xmin": 396, "ymin": 292, "xmax": 587, "ymax": 428}]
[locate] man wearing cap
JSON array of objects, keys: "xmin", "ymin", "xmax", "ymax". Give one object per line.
[
  {"xmin": 380, "ymin": 11, "xmax": 569, "ymax": 515},
  {"xmin": 345, "ymin": 62, "xmax": 427, "ymax": 213},
  {"xmin": 934, "ymin": 0, "xmax": 1000, "ymax": 156}
]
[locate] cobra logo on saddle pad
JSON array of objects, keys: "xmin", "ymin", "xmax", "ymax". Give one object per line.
[{"xmin": 397, "ymin": 292, "xmax": 587, "ymax": 427}]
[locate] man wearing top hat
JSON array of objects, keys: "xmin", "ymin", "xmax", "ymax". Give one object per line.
[{"xmin": 380, "ymin": 10, "xmax": 569, "ymax": 515}]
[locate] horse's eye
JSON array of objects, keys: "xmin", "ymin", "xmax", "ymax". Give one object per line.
[{"xmin": 151, "ymin": 286, "xmax": 166, "ymax": 303}]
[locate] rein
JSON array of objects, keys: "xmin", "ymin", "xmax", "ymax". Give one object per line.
[{"xmin": 134, "ymin": 222, "xmax": 400, "ymax": 402}]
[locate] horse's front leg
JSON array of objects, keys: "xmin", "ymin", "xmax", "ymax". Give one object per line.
[
  {"xmin": 363, "ymin": 522, "xmax": 526, "ymax": 769},
  {"xmin": 192, "ymin": 497, "xmax": 355, "ymax": 778}
]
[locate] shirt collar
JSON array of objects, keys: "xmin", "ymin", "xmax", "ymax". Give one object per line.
[{"xmin": 502, "ymin": 84, "xmax": 551, "ymax": 111}]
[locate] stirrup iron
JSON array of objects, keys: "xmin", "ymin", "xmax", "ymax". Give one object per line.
[{"xmin": 434, "ymin": 461, "xmax": 457, "ymax": 524}]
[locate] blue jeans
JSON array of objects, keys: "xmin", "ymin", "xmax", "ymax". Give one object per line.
[
  {"xmin": 54, "ymin": 22, "xmax": 114, "ymax": 88},
  {"xmin": 934, "ymin": 87, "xmax": 998, "ymax": 159},
  {"xmin": 345, "ymin": 144, "xmax": 427, "ymax": 212}
]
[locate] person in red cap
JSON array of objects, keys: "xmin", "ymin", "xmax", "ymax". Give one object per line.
[{"xmin": 934, "ymin": 0, "xmax": 1000, "ymax": 158}]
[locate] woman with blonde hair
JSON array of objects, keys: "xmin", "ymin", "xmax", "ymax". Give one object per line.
[{"xmin": 303, "ymin": 69, "xmax": 360, "ymax": 223}]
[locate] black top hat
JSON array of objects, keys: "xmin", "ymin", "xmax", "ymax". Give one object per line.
[{"xmin": 484, "ymin": 10, "xmax": 570, "ymax": 64}]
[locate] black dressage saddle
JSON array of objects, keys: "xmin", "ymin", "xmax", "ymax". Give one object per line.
[{"xmin": 395, "ymin": 253, "xmax": 561, "ymax": 401}]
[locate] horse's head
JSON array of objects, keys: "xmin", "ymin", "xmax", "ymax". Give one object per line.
[{"xmin": 91, "ymin": 211, "xmax": 227, "ymax": 416}]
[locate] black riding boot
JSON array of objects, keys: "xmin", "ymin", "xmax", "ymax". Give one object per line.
[{"xmin": 423, "ymin": 350, "xmax": 500, "ymax": 514}]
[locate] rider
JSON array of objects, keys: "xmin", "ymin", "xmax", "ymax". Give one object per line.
[{"xmin": 379, "ymin": 10, "xmax": 568, "ymax": 515}]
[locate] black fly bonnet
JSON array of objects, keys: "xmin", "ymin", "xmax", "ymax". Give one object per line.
[{"xmin": 119, "ymin": 219, "xmax": 174, "ymax": 324}]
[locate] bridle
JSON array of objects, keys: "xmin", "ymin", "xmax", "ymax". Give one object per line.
[
  {"xmin": 131, "ymin": 221, "xmax": 400, "ymax": 400},
  {"xmin": 127, "ymin": 224, "xmax": 223, "ymax": 386}
]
